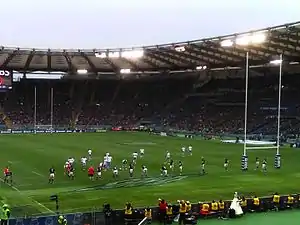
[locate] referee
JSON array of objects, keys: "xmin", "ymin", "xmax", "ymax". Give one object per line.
[{"xmin": 0, "ymin": 204, "xmax": 10, "ymax": 225}]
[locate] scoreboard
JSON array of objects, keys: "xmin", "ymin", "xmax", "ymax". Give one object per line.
[{"xmin": 0, "ymin": 70, "xmax": 12, "ymax": 91}]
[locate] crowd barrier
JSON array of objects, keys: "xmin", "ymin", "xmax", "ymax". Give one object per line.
[{"xmin": 9, "ymin": 194, "xmax": 300, "ymax": 225}]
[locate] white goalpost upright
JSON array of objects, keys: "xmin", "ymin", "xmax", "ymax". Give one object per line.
[
  {"xmin": 241, "ymin": 53, "xmax": 283, "ymax": 170},
  {"xmin": 33, "ymin": 86, "xmax": 54, "ymax": 132}
]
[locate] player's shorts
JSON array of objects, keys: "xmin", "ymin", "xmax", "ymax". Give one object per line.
[
  {"xmin": 69, "ymin": 172, "xmax": 74, "ymax": 176},
  {"xmin": 262, "ymin": 164, "xmax": 266, "ymax": 170},
  {"xmin": 133, "ymin": 156, "xmax": 137, "ymax": 160},
  {"xmin": 163, "ymin": 170, "xmax": 168, "ymax": 175},
  {"xmin": 88, "ymin": 173, "xmax": 94, "ymax": 177},
  {"xmin": 201, "ymin": 164, "xmax": 205, "ymax": 170},
  {"xmin": 224, "ymin": 163, "xmax": 228, "ymax": 168},
  {"xmin": 49, "ymin": 173, "xmax": 55, "ymax": 178},
  {"xmin": 129, "ymin": 169, "xmax": 133, "ymax": 174},
  {"xmin": 5, "ymin": 172, "xmax": 11, "ymax": 177},
  {"xmin": 113, "ymin": 170, "xmax": 118, "ymax": 175},
  {"xmin": 170, "ymin": 165, "xmax": 174, "ymax": 169},
  {"xmin": 179, "ymin": 166, "xmax": 183, "ymax": 171},
  {"xmin": 256, "ymin": 162, "xmax": 259, "ymax": 166},
  {"xmin": 82, "ymin": 162, "xmax": 86, "ymax": 167},
  {"xmin": 143, "ymin": 169, "xmax": 147, "ymax": 173},
  {"xmin": 97, "ymin": 172, "xmax": 102, "ymax": 177}
]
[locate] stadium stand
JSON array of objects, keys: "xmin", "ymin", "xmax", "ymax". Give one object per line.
[
  {"xmin": 1, "ymin": 21, "xmax": 300, "ymax": 224},
  {"xmin": 0, "ymin": 22, "xmax": 299, "ymax": 135}
]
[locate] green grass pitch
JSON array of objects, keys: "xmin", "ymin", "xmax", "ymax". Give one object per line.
[{"xmin": 0, "ymin": 132, "xmax": 300, "ymax": 217}]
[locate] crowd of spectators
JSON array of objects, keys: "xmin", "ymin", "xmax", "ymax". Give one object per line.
[{"xmin": 0, "ymin": 74, "xmax": 300, "ymax": 135}]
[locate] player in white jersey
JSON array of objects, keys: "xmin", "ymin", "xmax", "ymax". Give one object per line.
[
  {"xmin": 262, "ymin": 159, "xmax": 267, "ymax": 173},
  {"xmin": 107, "ymin": 155, "xmax": 113, "ymax": 169},
  {"xmin": 68, "ymin": 157, "xmax": 75, "ymax": 165},
  {"xmin": 132, "ymin": 152, "xmax": 138, "ymax": 164},
  {"xmin": 103, "ymin": 155, "xmax": 109, "ymax": 169},
  {"xmin": 140, "ymin": 149, "xmax": 145, "ymax": 158},
  {"xmin": 165, "ymin": 151, "xmax": 171, "ymax": 161},
  {"xmin": 188, "ymin": 146, "xmax": 192, "ymax": 156},
  {"xmin": 88, "ymin": 149, "xmax": 92, "ymax": 160},
  {"xmin": 161, "ymin": 165, "xmax": 168, "ymax": 177},
  {"xmin": 122, "ymin": 159, "xmax": 128, "ymax": 170},
  {"xmin": 113, "ymin": 166, "xmax": 119, "ymax": 179},
  {"xmin": 81, "ymin": 157, "xmax": 87, "ymax": 170},
  {"xmin": 141, "ymin": 165, "xmax": 148, "ymax": 178},
  {"xmin": 181, "ymin": 147, "xmax": 186, "ymax": 157}
]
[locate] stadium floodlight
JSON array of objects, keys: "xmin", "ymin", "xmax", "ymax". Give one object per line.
[
  {"xmin": 120, "ymin": 68, "xmax": 131, "ymax": 74},
  {"xmin": 251, "ymin": 33, "xmax": 267, "ymax": 44},
  {"xmin": 175, "ymin": 46, "xmax": 185, "ymax": 52},
  {"xmin": 235, "ymin": 33, "xmax": 267, "ymax": 46},
  {"xmin": 108, "ymin": 52, "xmax": 120, "ymax": 58},
  {"xmin": 270, "ymin": 59, "xmax": 282, "ymax": 65},
  {"xmin": 235, "ymin": 35, "xmax": 251, "ymax": 46},
  {"xmin": 196, "ymin": 65, "xmax": 207, "ymax": 70},
  {"xmin": 220, "ymin": 40, "xmax": 234, "ymax": 47},
  {"xmin": 77, "ymin": 69, "xmax": 88, "ymax": 74},
  {"xmin": 95, "ymin": 52, "xmax": 107, "ymax": 58},
  {"xmin": 121, "ymin": 50, "xmax": 144, "ymax": 59}
]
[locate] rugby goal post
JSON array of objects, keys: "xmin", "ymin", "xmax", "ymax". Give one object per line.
[
  {"xmin": 241, "ymin": 53, "xmax": 282, "ymax": 171},
  {"xmin": 34, "ymin": 86, "xmax": 54, "ymax": 131}
]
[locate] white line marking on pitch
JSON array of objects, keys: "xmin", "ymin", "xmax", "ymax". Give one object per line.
[
  {"xmin": 0, "ymin": 178, "xmax": 54, "ymax": 214},
  {"xmin": 32, "ymin": 171, "xmax": 45, "ymax": 177}
]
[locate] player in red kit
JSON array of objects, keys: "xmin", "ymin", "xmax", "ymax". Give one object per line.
[
  {"xmin": 3, "ymin": 166, "xmax": 12, "ymax": 184},
  {"xmin": 88, "ymin": 166, "xmax": 95, "ymax": 180}
]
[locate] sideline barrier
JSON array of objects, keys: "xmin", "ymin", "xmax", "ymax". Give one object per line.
[
  {"xmin": 0, "ymin": 129, "xmax": 107, "ymax": 134},
  {"xmin": 8, "ymin": 194, "xmax": 300, "ymax": 225}
]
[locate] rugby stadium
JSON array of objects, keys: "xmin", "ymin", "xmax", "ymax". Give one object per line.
[{"xmin": 0, "ymin": 21, "xmax": 300, "ymax": 223}]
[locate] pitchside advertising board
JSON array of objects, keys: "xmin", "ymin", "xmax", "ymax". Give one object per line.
[{"xmin": 0, "ymin": 70, "xmax": 13, "ymax": 91}]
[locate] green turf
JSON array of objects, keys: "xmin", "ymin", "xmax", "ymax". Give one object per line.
[{"xmin": 0, "ymin": 132, "xmax": 299, "ymax": 218}]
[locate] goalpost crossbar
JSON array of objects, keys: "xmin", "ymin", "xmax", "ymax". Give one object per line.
[{"xmin": 245, "ymin": 146, "xmax": 277, "ymax": 150}]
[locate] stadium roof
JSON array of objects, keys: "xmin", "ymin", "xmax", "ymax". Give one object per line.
[{"xmin": 1, "ymin": 21, "xmax": 300, "ymax": 77}]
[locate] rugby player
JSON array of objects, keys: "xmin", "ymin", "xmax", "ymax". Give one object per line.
[
  {"xmin": 181, "ymin": 147, "xmax": 186, "ymax": 157},
  {"xmin": 96, "ymin": 165, "xmax": 102, "ymax": 179},
  {"xmin": 64, "ymin": 162, "xmax": 70, "ymax": 175},
  {"xmin": 113, "ymin": 166, "xmax": 119, "ymax": 179},
  {"xmin": 88, "ymin": 165, "xmax": 95, "ymax": 180},
  {"xmin": 68, "ymin": 165, "xmax": 75, "ymax": 180},
  {"xmin": 201, "ymin": 157, "xmax": 206, "ymax": 175},
  {"xmin": 122, "ymin": 159, "xmax": 128, "ymax": 170},
  {"xmin": 161, "ymin": 165, "xmax": 168, "ymax": 177},
  {"xmin": 165, "ymin": 151, "xmax": 171, "ymax": 161},
  {"xmin": 88, "ymin": 149, "xmax": 92, "ymax": 160},
  {"xmin": 169, "ymin": 159, "xmax": 174, "ymax": 172},
  {"xmin": 178, "ymin": 161, "xmax": 183, "ymax": 175},
  {"xmin": 81, "ymin": 156, "xmax": 87, "ymax": 170},
  {"xmin": 49, "ymin": 166, "xmax": 55, "ymax": 184},
  {"xmin": 140, "ymin": 149, "xmax": 145, "ymax": 158},
  {"xmin": 132, "ymin": 152, "xmax": 138, "ymax": 164},
  {"xmin": 262, "ymin": 158, "xmax": 267, "ymax": 173},
  {"xmin": 68, "ymin": 157, "xmax": 75, "ymax": 165},
  {"xmin": 255, "ymin": 157, "xmax": 260, "ymax": 170},
  {"xmin": 188, "ymin": 145, "xmax": 192, "ymax": 156},
  {"xmin": 141, "ymin": 165, "xmax": 148, "ymax": 178},
  {"xmin": 129, "ymin": 163, "xmax": 134, "ymax": 178},
  {"xmin": 3, "ymin": 166, "xmax": 12, "ymax": 184},
  {"xmin": 224, "ymin": 158, "xmax": 229, "ymax": 171}
]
